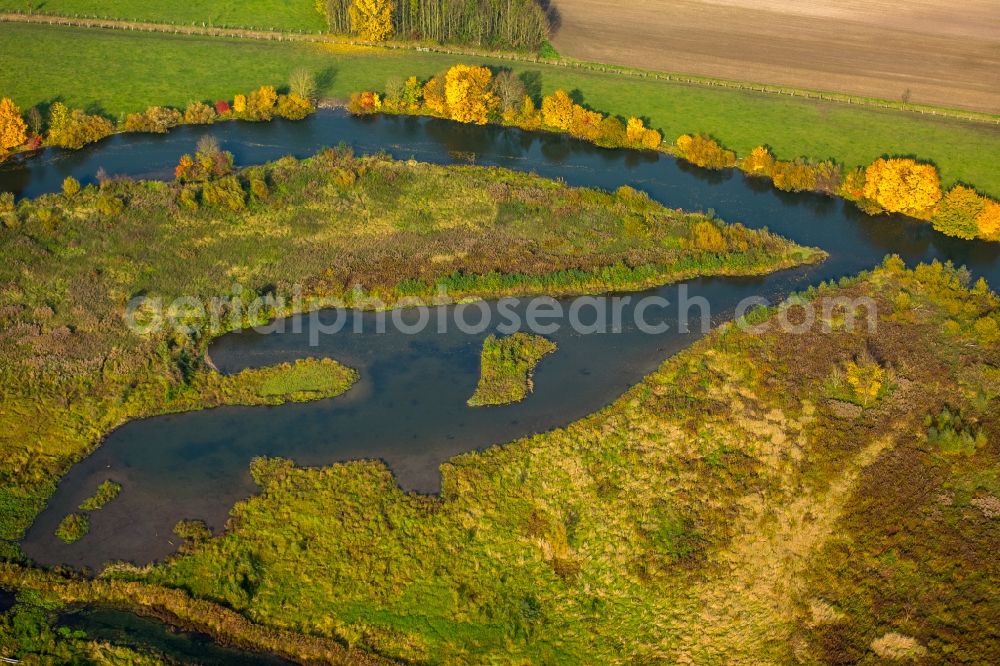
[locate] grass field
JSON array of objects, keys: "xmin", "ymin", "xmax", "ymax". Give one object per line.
[
  {"xmin": 0, "ymin": 0, "xmax": 325, "ymax": 31},
  {"xmin": 3, "ymin": 23, "xmax": 999, "ymax": 197}
]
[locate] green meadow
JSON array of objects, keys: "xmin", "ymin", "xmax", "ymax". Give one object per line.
[
  {"xmin": 1, "ymin": 23, "xmax": 999, "ymax": 196},
  {"xmin": 0, "ymin": 0, "xmax": 325, "ymax": 31}
]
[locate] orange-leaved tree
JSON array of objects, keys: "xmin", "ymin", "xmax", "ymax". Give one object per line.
[
  {"xmin": 0, "ymin": 97, "xmax": 28, "ymax": 152},
  {"xmin": 349, "ymin": 0, "xmax": 395, "ymax": 42},
  {"xmin": 347, "ymin": 91, "xmax": 382, "ymax": 114},
  {"xmin": 444, "ymin": 65, "xmax": 497, "ymax": 125},
  {"xmin": 863, "ymin": 158, "xmax": 942, "ymax": 218}
]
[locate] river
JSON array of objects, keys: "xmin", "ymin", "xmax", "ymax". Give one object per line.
[{"xmin": 5, "ymin": 111, "xmax": 998, "ymax": 573}]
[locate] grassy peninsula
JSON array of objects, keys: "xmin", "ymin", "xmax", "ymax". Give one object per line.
[{"xmin": 468, "ymin": 333, "xmax": 557, "ymax": 406}]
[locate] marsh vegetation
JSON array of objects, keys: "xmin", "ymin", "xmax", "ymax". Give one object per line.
[
  {"xmin": 87, "ymin": 259, "xmax": 998, "ymax": 664},
  {"xmin": 468, "ymin": 333, "xmax": 556, "ymax": 406},
  {"xmin": 78, "ymin": 480, "xmax": 121, "ymax": 511},
  {"xmin": 0, "ymin": 148, "xmax": 810, "ymax": 553}
]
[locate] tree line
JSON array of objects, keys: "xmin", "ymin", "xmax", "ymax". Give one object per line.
[{"xmin": 320, "ymin": 0, "xmax": 549, "ymax": 50}]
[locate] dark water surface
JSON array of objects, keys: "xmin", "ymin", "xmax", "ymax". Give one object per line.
[
  {"xmin": 9, "ymin": 111, "xmax": 1000, "ymax": 572},
  {"xmin": 57, "ymin": 608, "xmax": 293, "ymax": 665}
]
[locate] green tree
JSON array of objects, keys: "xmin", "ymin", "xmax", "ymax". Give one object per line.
[{"xmin": 932, "ymin": 186, "xmax": 985, "ymax": 239}]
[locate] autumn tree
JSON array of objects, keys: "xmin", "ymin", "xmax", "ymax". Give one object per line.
[
  {"xmin": 349, "ymin": 0, "xmax": 394, "ymax": 42},
  {"xmin": 322, "ymin": 0, "xmax": 547, "ymax": 50},
  {"xmin": 977, "ymin": 199, "xmax": 1000, "ymax": 240},
  {"xmin": 0, "ymin": 97, "xmax": 28, "ymax": 151},
  {"xmin": 184, "ymin": 101, "xmax": 217, "ymax": 125},
  {"xmin": 123, "ymin": 106, "xmax": 182, "ymax": 134},
  {"xmin": 932, "ymin": 186, "xmax": 985, "ymax": 239},
  {"xmin": 771, "ymin": 159, "xmax": 818, "ymax": 192},
  {"xmin": 625, "ymin": 117, "xmax": 661, "ymax": 150},
  {"xmin": 444, "ymin": 65, "xmax": 497, "ymax": 125},
  {"xmin": 541, "ymin": 90, "xmax": 574, "ymax": 131},
  {"xmin": 347, "ymin": 91, "xmax": 382, "ymax": 114},
  {"xmin": 518, "ymin": 96, "xmax": 541, "ymax": 129},
  {"xmin": 740, "ymin": 146, "xmax": 775, "ymax": 176},
  {"xmin": 675, "ymin": 134, "xmax": 736, "ymax": 170},
  {"xmin": 596, "ymin": 116, "xmax": 627, "ymax": 146},
  {"xmin": 839, "ymin": 167, "xmax": 866, "ymax": 200},
  {"xmin": 384, "ymin": 76, "xmax": 406, "ymax": 105},
  {"xmin": 275, "ymin": 93, "xmax": 314, "ymax": 120},
  {"xmin": 422, "ymin": 75, "xmax": 447, "ymax": 115},
  {"xmin": 247, "ymin": 86, "xmax": 279, "ymax": 120},
  {"xmin": 845, "ymin": 358, "xmax": 886, "ymax": 408},
  {"xmin": 688, "ymin": 220, "xmax": 727, "ymax": 252},
  {"xmin": 175, "ymin": 135, "xmax": 234, "ymax": 183},
  {"xmin": 863, "ymin": 158, "xmax": 942, "ymax": 218},
  {"xmin": 62, "ymin": 176, "xmax": 80, "ymax": 197},
  {"xmin": 812, "ymin": 160, "xmax": 843, "ymax": 195},
  {"xmin": 46, "ymin": 103, "xmax": 114, "ymax": 149},
  {"xmin": 567, "ymin": 105, "xmax": 602, "ymax": 141}
]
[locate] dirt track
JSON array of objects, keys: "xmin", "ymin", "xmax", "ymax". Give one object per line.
[{"xmin": 549, "ymin": 0, "xmax": 1000, "ymax": 113}]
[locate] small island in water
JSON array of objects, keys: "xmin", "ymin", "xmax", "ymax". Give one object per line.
[{"xmin": 468, "ymin": 333, "xmax": 558, "ymax": 407}]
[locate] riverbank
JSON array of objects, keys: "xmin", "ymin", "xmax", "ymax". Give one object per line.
[
  {"xmin": 0, "ymin": 563, "xmax": 392, "ymax": 664},
  {"xmin": 2, "ymin": 22, "xmax": 999, "ymax": 197},
  {"xmin": 349, "ymin": 67, "xmax": 1000, "ymax": 242}
]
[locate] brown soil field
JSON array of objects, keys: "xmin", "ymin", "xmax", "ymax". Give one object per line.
[{"xmin": 548, "ymin": 0, "xmax": 1000, "ymax": 113}]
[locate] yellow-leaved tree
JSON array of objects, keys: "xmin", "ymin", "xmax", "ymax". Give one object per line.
[
  {"xmin": 541, "ymin": 90, "xmax": 575, "ymax": 131},
  {"xmin": 740, "ymin": 146, "xmax": 776, "ymax": 176},
  {"xmin": 845, "ymin": 358, "xmax": 886, "ymax": 408},
  {"xmin": 977, "ymin": 199, "xmax": 1000, "ymax": 240},
  {"xmin": 863, "ymin": 158, "xmax": 942, "ymax": 218},
  {"xmin": 0, "ymin": 97, "xmax": 28, "ymax": 151},
  {"xmin": 422, "ymin": 75, "xmax": 447, "ymax": 115},
  {"xmin": 625, "ymin": 117, "xmax": 662, "ymax": 149},
  {"xmin": 444, "ymin": 65, "xmax": 497, "ymax": 125},
  {"xmin": 349, "ymin": 0, "xmax": 394, "ymax": 42}
]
